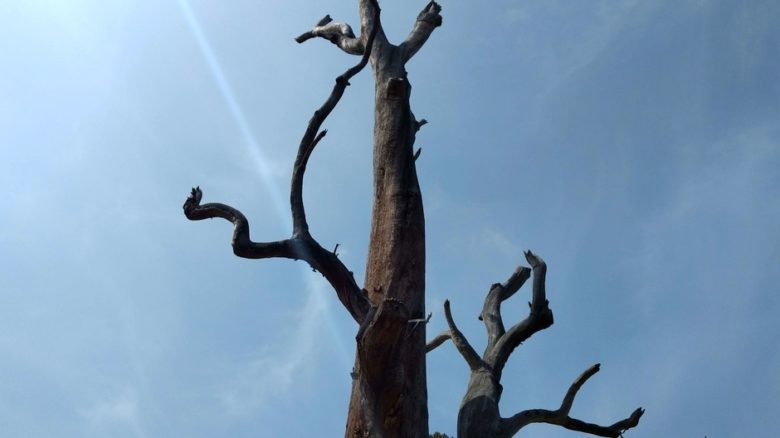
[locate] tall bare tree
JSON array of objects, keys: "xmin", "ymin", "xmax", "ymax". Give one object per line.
[{"xmin": 183, "ymin": 1, "xmax": 642, "ymax": 436}]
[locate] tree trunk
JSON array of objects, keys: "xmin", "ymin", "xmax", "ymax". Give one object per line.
[
  {"xmin": 345, "ymin": 42, "xmax": 428, "ymax": 437},
  {"xmin": 188, "ymin": 1, "xmax": 442, "ymax": 435}
]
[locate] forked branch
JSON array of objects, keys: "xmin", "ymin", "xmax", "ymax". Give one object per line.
[
  {"xmin": 296, "ymin": 0, "xmax": 386, "ymax": 56},
  {"xmin": 502, "ymin": 364, "xmax": 644, "ymax": 437},
  {"xmin": 183, "ymin": 8, "xmax": 381, "ymax": 324},
  {"xmin": 295, "ymin": 15, "xmax": 364, "ymax": 55},
  {"xmin": 490, "ymin": 251, "xmax": 553, "ymax": 373},
  {"xmin": 479, "ymin": 266, "xmax": 531, "ymax": 352},
  {"xmin": 443, "ymin": 300, "xmax": 484, "ymax": 371},
  {"xmin": 291, "ymin": 15, "xmax": 378, "ymax": 238}
]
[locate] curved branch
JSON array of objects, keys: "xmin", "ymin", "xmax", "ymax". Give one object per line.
[
  {"xmin": 290, "ymin": 6, "xmax": 379, "ymax": 238},
  {"xmin": 560, "ymin": 363, "xmax": 601, "ymax": 415},
  {"xmin": 183, "ymin": 187, "xmax": 294, "ymax": 259},
  {"xmin": 490, "ymin": 251, "xmax": 553, "ymax": 372},
  {"xmin": 425, "ymin": 330, "xmax": 451, "ymax": 353},
  {"xmin": 502, "ymin": 364, "xmax": 644, "ymax": 437},
  {"xmin": 183, "ymin": 187, "xmax": 370, "ymax": 322},
  {"xmin": 443, "ymin": 300, "xmax": 484, "ymax": 371},
  {"xmin": 479, "ymin": 266, "xmax": 531, "ymax": 353},
  {"xmin": 284, "ymin": 15, "xmax": 381, "ymax": 322},
  {"xmin": 399, "ymin": 1, "xmax": 443, "ymax": 63},
  {"xmin": 295, "ymin": 236, "xmax": 370, "ymax": 322},
  {"xmin": 184, "ymin": 13, "xmax": 380, "ymax": 324},
  {"xmin": 296, "ymin": 0, "xmax": 386, "ymax": 56},
  {"xmin": 295, "ymin": 15, "xmax": 364, "ymax": 55}
]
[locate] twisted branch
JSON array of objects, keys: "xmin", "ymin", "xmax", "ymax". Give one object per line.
[
  {"xmin": 295, "ymin": 15, "xmax": 364, "ymax": 55},
  {"xmin": 290, "ymin": 15, "xmax": 378, "ymax": 238},
  {"xmin": 296, "ymin": 0, "xmax": 386, "ymax": 56},
  {"xmin": 183, "ymin": 8, "xmax": 381, "ymax": 324},
  {"xmin": 183, "ymin": 187, "xmax": 294, "ymax": 260}
]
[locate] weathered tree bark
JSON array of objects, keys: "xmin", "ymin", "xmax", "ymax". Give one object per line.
[
  {"xmin": 297, "ymin": 2, "xmax": 442, "ymax": 436},
  {"xmin": 187, "ymin": 1, "xmax": 441, "ymax": 437},
  {"xmin": 427, "ymin": 251, "xmax": 644, "ymax": 437}
]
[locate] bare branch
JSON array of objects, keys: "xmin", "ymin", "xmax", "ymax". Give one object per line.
[
  {"xmin": 502, "ymin": 364, "xmax": 644, "ymax": 437},
  {"xmin": 283, "ymin": 13, "xmax": 382, "ymax": 322},
  {"xmin": 183, "ymin": 187, "xmax": 370, "ymax": 322},
  {"xmin": 183, "ymin": 187, "xmax": 294, "ymax": 259},
  {"xmin": 290, "ymin": 12, "xmax": 380, "ymax": 238},
  {"xmin": 443, "ymin": 300, "xmax": 484, "ymax": 371},
  {"xmin": 524, "ymin": 250, "xmax": 549, "ymax": 315},
  {"xmin": 499, "ymin": 265, "xmax": 533, "ymax": 302},
  {"xmin": 296, "ymin": 237, "xmax": 371, "ymax": 323},
  {"xmin": 295, "ymin": 15, "xmax": 364, "ymax": 55},
  {"xmin": 184, "ymin": 12, "xmax": 380, "ymax": 325},
  {"xmin": 415, "ymin": 118, "xmax": 428, "ymax": 131},
  {"xmin": 399, "ymin": 1, "xmax": 443, "ymax": 63},
  {"xmin": 479, "ymin": 266, "xmax": 531, "ymax": 353},
  {"xmin": 503, "ymin": 407, "xmax": 644, "ymax": 438},
  {"xmin": 490, "ymin": 251, "xmax": 553, "ymax": 372},
  {"xmin": 425, "ymin": 330, "xmax": 451, "ymax": 353},
  {"xmin": 560, "ymin": 363, "xmax": 601, "ymax": 415}
]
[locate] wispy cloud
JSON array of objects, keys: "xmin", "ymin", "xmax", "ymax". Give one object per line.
[
  {"xmin": 481, "ymin": 227, "xmax": 521, "ymax": 259},
  {"xmin": 81, "ymin": 387, "xmax": 147, "ymax": 438},
  {"xmin": 619, "ymin": 120, "xmax": 780, "ymax": 433},
  {"xmin": 218, "ymin": 275, "xmax": 334, "ymax": 416},
  {"xmin": 506, "ymin": 0, "xmax": 646, "ymax": 97}
]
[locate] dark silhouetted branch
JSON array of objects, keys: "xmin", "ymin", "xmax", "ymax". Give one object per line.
[
  {"xmin": 183, "ymin": 187, "xmax": 294, "ymax": 260},
  {"xmin": 184, "ymin": 9, "xmax": 381, "ymax": 325},
  {"xmin": 291, "ymin": 16, "xmax": 378, "ymax": 238},
  {"xmin": 399, "ymin": 1, "xmax": 443, "ymax": 63},
  {"xmin": 291, "ymin": 129, "xmax": 326, "ymax": 236},
  {"xmin": 502, "ymin": 364, "xmax": 644, "ymax": 437},
  {"xmin": 415, "ymin": 118, "xmax": 428, "ymax": 131},
  {"xmin": 183, "ymin": 187, "xmax": 369, "ymax": 322}
]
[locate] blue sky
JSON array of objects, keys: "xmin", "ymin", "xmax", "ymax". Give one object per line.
[{"xmin": 1, "ymin": 0, "xmax": 778, "ymax": 436}]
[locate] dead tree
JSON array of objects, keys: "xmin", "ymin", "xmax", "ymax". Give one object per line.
[
  {"xmin": 186, "ymin": 1, "xmax": 438, "ymax": 436},
  {"xmin": 183, "ymin": 1, "xmax": 642, "ymax": 437},
  {"xmin": 427, "ymin": 251, "xmax": 644, "ymax": 437}
]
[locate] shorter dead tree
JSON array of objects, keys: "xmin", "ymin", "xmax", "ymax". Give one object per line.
[{"xmin": 428, "ymin": 251, "xmax": 644, "ymax": 438}]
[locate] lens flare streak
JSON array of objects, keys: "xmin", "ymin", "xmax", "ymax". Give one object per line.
[{"xmin": 176, "ymin": 0, "xmax": 287, "ymax": 224}]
